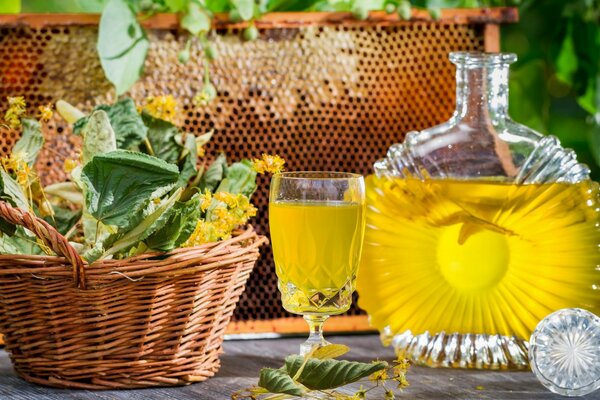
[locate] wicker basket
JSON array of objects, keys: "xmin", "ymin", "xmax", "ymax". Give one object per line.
[{"xmin": 0, "ymin": 201, "xmax": 267, "ymax": 389}]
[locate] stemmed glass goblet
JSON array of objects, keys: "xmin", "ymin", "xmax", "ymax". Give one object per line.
[{"xmin": 269, "ymin": 172, "xmax": 365, "ymax": 354}]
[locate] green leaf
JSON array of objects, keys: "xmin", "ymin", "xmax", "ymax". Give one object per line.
[
  {"xmin": 206, "ymin": 0, "xmax": 228, "ymax": 12},
  {"xmin": 13, "ymin": 118, "xmax": 44, "ymax": 167},
  {"xmin": 80, "ymin": 110, "xmax": 117, "ymax": 164},
  {"xmin": 142, "ymin": 112, "xmax": 181, "ymax": 164},
  {"xmin": 165, "ymin": 0, "xmax": 187, "ymax": 12},
  {"xmin": 43, "ymin": 205, "xmax": 81, "ymax": 236},
  {"xmin": 555, "ymin": 21, "xmax": 578, "ymax": 87},
  {"xmin": 44, "ymin": 182, "xmax": 84, "ymax": 206},
  {"xmin": 195, "ymin": 129, "xmax": 214, "ymax": 148},
  {"xmin": 75, "ymin": 98, "xmax": 148, "ymax": 150},
  {"xmin": 285, "ymin": 355, "xmax": 387, "ymax": 390},
  {"xmin": 97, "ymin": 0, "xmax": 149, "ymax": 95},
  {"xmin": 80, "ymin": 150, "xmax": 180, "ymax": 229},
  {"xmin": 199, "ymin": 153, "xmax": 227, "ymax": 193},
  {"xmin": 56, "ymin": 99, "xmax": 86, "ymax": 124},
  {"xmin": 145, "ymin": 193, "xmax": 202, "ymax": 251},
  {"xmin": 233, "ymin": 0, "xmax": 254, "ymax": 20},
  {"xmin": 101, "ymin": 188, "xmax": 182, "ymax": 259},
  {"xmin": 0, "ymin": 228, "xmax": 42, "ymax": 255},
  {"xmin": 311, "ymin": 344, "xmax": 350, "ymax": 360},
  {"xmin": 181, "ymin": 1, "xmax": 211, "ymax": 35},
  {"xmin": 0, "ymin": 169, "xmax": 28, "ymax": 211},
  {"xmin": 177, "ymin": 133, "xmax": 199, "ymax": 187},
  {"xmin": 216, "ymin": 159, "xmax": 257, "ymax": 197},
  {"xmin": 257, "ymin": 368, "xmax": 304, "ymax": 397},
  {"xmin": 0, "ymin": 169, "xmax": 31, "ymax": 236}
]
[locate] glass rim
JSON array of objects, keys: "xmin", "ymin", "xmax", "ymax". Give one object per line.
[
  {"xmin": 272, "ymin": 171, "xmax": 363, "ymax": 180},
  {"xmin": 449, "ymin": 51, "xmax": 517, "ymax": 66}
]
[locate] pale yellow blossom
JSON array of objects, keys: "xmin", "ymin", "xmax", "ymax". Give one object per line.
[
  {"xmin": 4, "ymin": 96, "xmax": 26, "ymax": 129},
  {"xmin": 252, "ymin": 153, "xmax": 285, "ymax": 174},
  {"xmin": 141, "ymin": 95, "xmax": 178, "ymax": 123},
  {"xmin": 37, "ymin": 104, "xmax": 53, "ymax": 122}
]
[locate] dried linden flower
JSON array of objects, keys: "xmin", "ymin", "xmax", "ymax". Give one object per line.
[
  {"xmin": 199, "ymin": 190, "xmax": 212, "ymax": 212},
  {"xmin": 4, "ymin": 96, "xmax": 26, "ymax": 129},
  {"xmin": 369, "ymin": 369, "xmax": 388, "ymax": 383},
  {"xmin": 37, "ymin": 104, "xmax": 53, "ymax": 122},
  {"xmin": 252, "ymin": 153, "xmax": 285, "ymax": 174},
  {"xmin": 1, "ymin": 151, "xmax": 31, "ymax": 187},
  {"xmin": 184, "ymin": 192, "xmax": 257, "ymax": 247},
  {"xmin": 63, "ymin": 158, "xmax": 79, "ymax": 173},
  {"xmin": 141, "ymin": 95, "xmax": 177, "ymax": 123}
]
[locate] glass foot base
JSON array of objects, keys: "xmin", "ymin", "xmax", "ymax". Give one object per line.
[
  {"xmin": 529, "ymin": 308, "xmax": 600, "ymax": 397},
  {"xmin": 300, "ymin": 337, "xmax": 332, "ymax": 356},
  {"xmin": 383, "ymin": 328, "xmax": 529, "ymax": 370}
]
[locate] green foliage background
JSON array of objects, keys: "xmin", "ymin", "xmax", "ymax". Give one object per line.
[{"xmin": 8, "ymin": 0, "xmax": 600, "ymax": 177}]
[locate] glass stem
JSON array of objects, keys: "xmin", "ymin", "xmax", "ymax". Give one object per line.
[{"xmin": 300, "ymin": 315, "xmax": 331, "ymax": 355}]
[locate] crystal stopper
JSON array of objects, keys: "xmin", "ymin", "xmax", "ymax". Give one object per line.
[{"xmin": 529, "ymin": 308, "xmax": 600, "ymax": 397}]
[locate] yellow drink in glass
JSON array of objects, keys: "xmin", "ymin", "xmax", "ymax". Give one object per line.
[
  {"xmin": 269, "ymin": 171, "xmax": 365, "ymax": 354},
  {"xmin": 270, "ymin": 201, "xmax": 365, "ymax": 315}
]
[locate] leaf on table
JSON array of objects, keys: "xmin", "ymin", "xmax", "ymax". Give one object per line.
[
  {"xmin": 311, "ymin": 344, "xmax": 350, "ymax": 360},
  {"xmin": 145, "ymin": 193, "xmax": 202, "ymax": 251},
  {"xmin": 216, "ymin": 159, "xmax": 257, "ymax": 197},
  {"xmin": 181, "ymin": 1, "xmax": 211, "ymax": 35},
  {"xmin": 199, "ymin": 153, "xmax": 227, "ymax": 193},
  {"xmin": 285, "ymin": 355, "xmax": 387, "ymax": 390},
  {"xmin": 80, "ymin": 150, "xmax": 180, "ymax": 229},
  {"xmin": 80, "ymin": 110, "xmax": 117, "ymax": 165},
  {"xmin": 257, "ymin": 368, "xmax": 304, "ymax": 397},
  {"xmin": 97, "ymin": 0, "xmax": 149, "ymax": 95},
  {"xmin": 13, "ymin": 118, "xmax": 44, "ymax": 166},
  {"xmin": 74, "ymin": 98, "xmax": 148, "ymax": 150}
]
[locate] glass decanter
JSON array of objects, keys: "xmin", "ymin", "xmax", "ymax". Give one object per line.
[{"xmin": 356, "ymin": 52, "xmax": 600, "ymax": 369}]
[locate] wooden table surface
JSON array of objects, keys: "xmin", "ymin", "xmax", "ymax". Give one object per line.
[{"xmin": 1, "ymin": 334, "xmax": 598, "ymax": 399}]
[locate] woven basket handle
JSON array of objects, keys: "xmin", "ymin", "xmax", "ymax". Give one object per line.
[{"xmin": 0, "ymin": 201, "xmax": 86, "ymax": 289}]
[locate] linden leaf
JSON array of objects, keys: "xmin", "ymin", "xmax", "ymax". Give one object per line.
[
  {"xmin": 80, "ymin": 150, "xmax": 179, "ymax": 229},
  {"xmin": 257, "ymin": 368, "xmax": 304, "ymax": 397},
  {"xmin": 285, "ymin": 355, "xmax": 387, "ymax": 390},
  {"xmin": 97, "ymin": 0, "xmax": 149, "ymax": 95},
  {"xmin": 13, "ymin": 118, "xmax": 44, "ymax": 166}
]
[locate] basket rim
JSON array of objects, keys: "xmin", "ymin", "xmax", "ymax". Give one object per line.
[
  {"xmin": 0, "ymin": 9, "xmax": 519, "ymax": 30},
  {"xmin": 0, "ymin": 225, "xmax": 267, "ymax": 280}
]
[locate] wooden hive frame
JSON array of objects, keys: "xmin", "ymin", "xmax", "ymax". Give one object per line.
[{"xmin": 0, "ymin": 9, "xmax": 518, "ymax": 339}]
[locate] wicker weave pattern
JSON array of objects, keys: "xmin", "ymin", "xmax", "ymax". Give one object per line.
[{"xmin": 0, "ymin": 201, "xmax": 266, "ymax": 389}]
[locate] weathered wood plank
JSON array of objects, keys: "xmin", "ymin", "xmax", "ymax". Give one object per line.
[{"xmin": 0, "ymin": 334, "xmax": 598, "ymax": 399}]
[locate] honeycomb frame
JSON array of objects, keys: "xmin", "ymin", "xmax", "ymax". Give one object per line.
[{"xmin": 0, "ymin": 10, "xmax": 517, "ymax": 334}]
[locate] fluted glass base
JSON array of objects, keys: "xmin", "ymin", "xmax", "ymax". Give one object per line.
[{"xmin": 383, "ymin": 328, "xmax": 529, "ymax": 370}]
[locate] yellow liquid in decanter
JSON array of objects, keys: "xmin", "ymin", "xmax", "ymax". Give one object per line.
[{"xmin": 357, "ymin": 175, "xmax": 600, "ymax": 340}]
